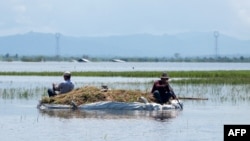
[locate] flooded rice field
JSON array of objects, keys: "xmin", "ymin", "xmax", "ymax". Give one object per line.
[
  {"xmin": 0, "ymin": 62, "xmax": 250, "ymax": 141},
  {"xmin": 0, "ymin": 61, "xmax": 250, "ymax": 72}
]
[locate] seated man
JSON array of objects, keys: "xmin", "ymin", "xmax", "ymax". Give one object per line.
[
  {"xmin": 47, "ymin": 71, "xmax": 74, "ymax": 97},
  {"xmin": 151, "ymin": 72, "xmax": 176, "ymax": 104}
]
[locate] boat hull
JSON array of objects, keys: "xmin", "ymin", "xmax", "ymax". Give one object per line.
[{"xmin": 38, "ymin": 100, "xmax": 183, "ymax": 111}]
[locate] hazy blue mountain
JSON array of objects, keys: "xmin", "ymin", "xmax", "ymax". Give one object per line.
[{"xmin": 0, "ymin": 31, "xmax": 249, "ymax": 57}]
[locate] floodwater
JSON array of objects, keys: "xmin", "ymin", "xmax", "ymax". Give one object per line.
[
  {"xmin": 0, "ymin": 61, "xmax": 250, "ymax": 72},
  {"xmin": 0, "ymin": 62, "xmax": 250, "ymax": 141}
]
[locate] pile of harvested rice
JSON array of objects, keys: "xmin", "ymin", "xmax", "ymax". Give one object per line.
[{"xmin": 41, "ymin": 86, "xmax": 156, "ymax": 105}]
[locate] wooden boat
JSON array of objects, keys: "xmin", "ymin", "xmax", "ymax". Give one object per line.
[{"xmin": 37, "ymin": 86, "xmax": 183, "ymax": 111}]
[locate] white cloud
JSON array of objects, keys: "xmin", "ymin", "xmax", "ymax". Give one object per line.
[
  {"xmin": 226, "ymin": 0, "xmax": 250, "ymax": 39},
  {"xmin": 233, "ymin": 0, "xmax": 250, "ymax": 24},
  {"xmin": 0, "ymin": 0, "xmax": 249, "ymax": 39}
]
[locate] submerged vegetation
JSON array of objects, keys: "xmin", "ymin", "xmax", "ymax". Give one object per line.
[
  {"xmin": 1, "ymin": 70, "xmax": 250, "ymax": 104},
  {"xmin": 0, "ymin": 70, "xmax": 250, "ymax": 84},
  {"xmin": 0, "ymin": 87, "xmax": 47, "ymax": 100},
  {"xmin": 1, "ymin": 84, "xmax": 250, "ymax": 103}
]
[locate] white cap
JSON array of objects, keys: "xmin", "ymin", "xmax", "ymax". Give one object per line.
[{"xmin": 63, "ymin": 71, "xmax": 71, "ymax": 76}]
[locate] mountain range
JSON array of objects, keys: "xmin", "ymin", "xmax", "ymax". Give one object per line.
[{"xmin": 0, "ymin": 31, "xmax": 249, "ymax": 58}]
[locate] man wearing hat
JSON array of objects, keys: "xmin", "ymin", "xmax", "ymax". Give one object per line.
[
  {"xmin": 151, "ymin": 72, "xmax": 176, "ymax": 104},
  {"xmin": 47, "ymin": 71, "xmax": 74, "ymax": 97}
]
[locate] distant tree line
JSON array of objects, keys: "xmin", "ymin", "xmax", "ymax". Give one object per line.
[{"xmin": 0, "ymin": 54, "xmax": 250, "ymax": 62}]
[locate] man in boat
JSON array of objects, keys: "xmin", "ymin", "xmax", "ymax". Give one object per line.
[
  {"xmin": 151, "ymin": 72, "xmax": 176, "ymax": 104},
  {"xmin": 47, "ymin": 71, "xmax": 74, "ymax": 97}
]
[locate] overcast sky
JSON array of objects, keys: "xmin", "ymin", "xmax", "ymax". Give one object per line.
[{"xmin": 0, "ymin": 0, "xmax": 250, "ymax": 39}]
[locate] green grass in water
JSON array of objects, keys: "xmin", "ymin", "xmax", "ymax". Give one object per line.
[{"xmin": 1, "ymin": 70, "xmax": 250, "ymax": 84}]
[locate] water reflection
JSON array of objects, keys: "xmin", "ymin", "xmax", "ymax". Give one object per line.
[{"xmin": 38, "ymin": 108, "xmax": 181, "ymax": 122}]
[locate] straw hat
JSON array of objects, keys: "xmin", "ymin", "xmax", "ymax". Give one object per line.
[{"xmin": 161, "ymin": 72, "xmax": 169, "ymax": 78}]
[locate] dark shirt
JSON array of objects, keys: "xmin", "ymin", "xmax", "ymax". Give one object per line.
[{"xmin": 151, "ymin": 80, "xmax": 171, "ymax": 94}]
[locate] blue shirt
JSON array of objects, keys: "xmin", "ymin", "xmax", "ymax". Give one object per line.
[{"xmin": 57, "ymin": 80, "xmax": 74, "ymax": 94}]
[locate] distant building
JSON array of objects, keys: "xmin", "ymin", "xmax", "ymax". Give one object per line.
[
  {"xmin": 111, "ymin": 59, "xmax": 126, "ymax": 62},
  {"xmin": 78, "ymin": 58, "xmax": 90, "ymax": 62}
]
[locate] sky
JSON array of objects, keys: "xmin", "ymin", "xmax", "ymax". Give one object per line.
[{"xmin": 0, "ymin": 0, "xmax": 250, "ymax": 39}]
